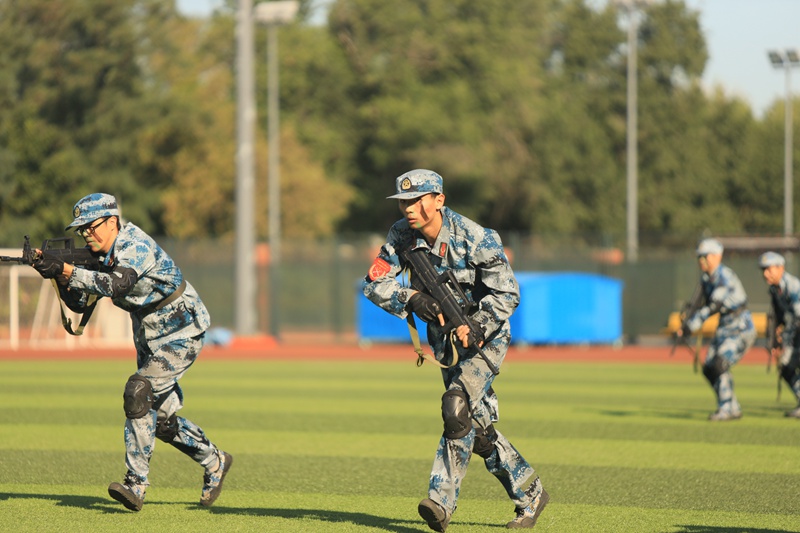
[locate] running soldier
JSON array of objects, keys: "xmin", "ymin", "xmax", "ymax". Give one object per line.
[
  {"xmin": 31, "ymin": 193, "xmax": 232, "ymax": 511},
  {"xmin": 677, "ymin": 238, "xmax": 757, "ymax": 421},
  {"xmin": 363, "ymin": 170, "xmax": 548, "ymax": 531},
  {"xmin": 759, "ymin": 251, "xmax": 800, "ymax": 418}
]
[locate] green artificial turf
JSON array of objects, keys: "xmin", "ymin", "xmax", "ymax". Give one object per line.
[{"xmin": 0, "ymin": 356, "xmax": 798, "ymax": 532}]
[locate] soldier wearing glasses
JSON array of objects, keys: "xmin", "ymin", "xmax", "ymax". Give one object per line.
[
  {"xmin": 677, "ymin": 238, "xmax": 756, "ymax": 421},
  {"xmin": 31, "ymin": 193, "xmax": 232, "ymax": 512}
]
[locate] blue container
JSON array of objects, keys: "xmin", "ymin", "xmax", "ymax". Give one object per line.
[
  {"xmin": 356, "ymin": 291, "xmax": 428, "ymax": 343},
  {"xmin": 356, "ymin": 272, "xmax": 623, "ymax": 345},
  {"xmin": 510, "ymin": 272, "xmax": 623, "ymax": 344}
]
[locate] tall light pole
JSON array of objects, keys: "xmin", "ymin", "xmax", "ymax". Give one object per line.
[
  {"xmin": 768, "ymin": 49, "xmax": 800, "ymax": 237},
  {"xmin": 235, "ymin": 0, "xmax": 257, "ymax": 336},
  {"xmin": 255, "ymin": 0, "xmax": 299, "ymax": 338},
  {"xmin": 613, "ymin": 0, "xmax": 652, "ymax": 263}
]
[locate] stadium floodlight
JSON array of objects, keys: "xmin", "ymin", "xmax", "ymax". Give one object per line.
[
  {"xmin": 255, "ymin": 1, "xmax": 299, "ymax": 338},
  {"xmin": 767, "ymin": 48, "xmax": 800, "ymax": 236}
]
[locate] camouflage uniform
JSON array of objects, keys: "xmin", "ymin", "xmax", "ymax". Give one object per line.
[
  {"xmin": 686, "ymin": 256, "xmax": 756, "ymax": 418},
  {"xmin": 57, "ymin": 193, "xmax": 226, "ymax": 502},
  {"xmin": 363, "ymin": 171, "xmax": 544, "ymax": 527},
  {"xmin": 761, "ymin": 252, "xmax": 800, "ymax": 413}
]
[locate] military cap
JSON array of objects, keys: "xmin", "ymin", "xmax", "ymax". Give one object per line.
[
  {"xmin": 65, "ymin": 193, "xmax": 121, "ymax": 230},
  {"xmin": 696, "ymin": 238, "xmax": 724, "ymax": 256},
  {"xmin": 759, "ymin": 251, "xmax": 785, "ymax": 269},
  {"xmin": 387, "ymin": 169, "xmax": 444, "ymax": 200}
]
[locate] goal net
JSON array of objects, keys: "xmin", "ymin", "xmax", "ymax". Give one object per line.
[{"xmin": 0, "ymin": 259, "xmax": 132, "ymax": 350}]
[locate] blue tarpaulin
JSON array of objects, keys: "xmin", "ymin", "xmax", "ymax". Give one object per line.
[{"xmin": 357, "ymin": 272, "xmax": 623, "ymax": 345}]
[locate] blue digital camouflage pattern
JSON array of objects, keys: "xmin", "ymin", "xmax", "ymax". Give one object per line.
[
  {"xmin": 759, "ymin": 251, "xmax": 786, "ymax": 268},
  {"xmin": 387, "ymin": 169, "xmax": 444, "ymax": 200},
  {"xmin": 768, "ymin": 270, "xmax": 800, "ymax": 404},
  {"xmin": 65, "ymin": 193, "xmax": 121, "ymax": 230},
  {"xmin": 363, "ymin": 206, "xmax": 542, "ymax": 515},
  {"xmin": 60, "ymin": 221, "xmax": 219, "ymax": 486},
  {"xmin": 686, "ymin": 263, "xmax": 756, "ymax": 415}
]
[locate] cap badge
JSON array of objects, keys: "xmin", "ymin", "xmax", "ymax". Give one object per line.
[
  {"xmin": 400, "ymin": 178, "xmax": 412, "ymax": 191},
  {"xmin": 73, "ymin": 207, "xmax": 81, "ymax": 218}
]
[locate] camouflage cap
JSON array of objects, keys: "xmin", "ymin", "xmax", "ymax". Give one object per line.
[
  {"xmin": 387, "ymin": 169, "xmax": 444, "ymax": 200},
  {"xmin": 65, "ymin": 193, "xmax": 121, "ymax": 230},
  {"xmin": 759, "ymin": 251, "xmax": 785, "ymax": 269},
  {"xmin": 695, "ymin": 238, "xmax": 724, "ymax": 256}
]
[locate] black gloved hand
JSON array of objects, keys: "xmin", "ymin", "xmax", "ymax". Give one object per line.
[
  {"xmin": 407, "ymin": 292, "xmax": 442, "ymax": 323},
  {"xmin": 33, "ymin": 253, "xmax": 64, "ymax": 279}
]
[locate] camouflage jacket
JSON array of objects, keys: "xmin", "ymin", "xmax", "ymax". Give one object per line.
[
  {"xmin": 687, "ymin": 263, "xmax": 751, "ymax": 333},
  {"xmin": 769, "ymin": 272, "xmax": 800, "ymax": 348},
  {"xmin": 363, "ymin": 206, "xmax": 519, "ymax": 342},
  {"xmin": 61, "ymin": 222, "xmax": 211, "ymax": 347}
]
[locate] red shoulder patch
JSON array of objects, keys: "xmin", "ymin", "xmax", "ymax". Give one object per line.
[{"xmin": 368, "ymin": 257, "xmax": 392, "ymax": 280}]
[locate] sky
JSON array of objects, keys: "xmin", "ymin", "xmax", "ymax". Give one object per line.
[{"xmin": 176, "ymin": 0, "xmax": 800, "ymax": 118}]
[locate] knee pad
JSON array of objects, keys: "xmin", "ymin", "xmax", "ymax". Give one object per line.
[
  {"xmin": 441, "ymin": 389, "xmax": 471, "ymax": 439},
  {"xmin": 781, "ymin": 363, "xmax": 798, "ymax": 384},
  {"xmin": 702, "ymin": 357, "xmax": 727, "ymax": 385},
  {"xmin": 123, "ymin": 374, "xmax": 154, "ymax": 419},
  {"xmin": 155, "ymin": 413, "xmax": 179, "ymax": 442},
  {"xmin": 472, "ymin": 424, "xmax": 497, "ymax": 459}
]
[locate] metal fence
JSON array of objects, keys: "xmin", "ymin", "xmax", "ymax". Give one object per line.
[
  {"xmin": 161, "ymin": 233, "xmax": 790, "ymax": 342},
  {"xmin": 1, "ymin": 233, "xmax": 793, "ymax": 345}
]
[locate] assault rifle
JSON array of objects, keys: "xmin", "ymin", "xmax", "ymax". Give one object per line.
[
  {"xmin": 402, "ymin": 248, "xmax": 499, "ymax": 375},
  {"xmin": 0, "ymin": 235, "xmax": 101, "ymax": 270},
  {"xmin": 671, "ymin": 282, "xmax": 705, "ymax": 373},
  {"xmin": 764, "ymin": 301, "xmax": 784, "ymax": 400},
  {"xmin": 1, "ymin": 235, "xmax": 102, "ymax": 336}
]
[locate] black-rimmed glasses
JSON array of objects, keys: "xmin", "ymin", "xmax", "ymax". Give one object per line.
[{"xmin": 75, "ymin": 217, "xmax": 109, "ymax": 237}]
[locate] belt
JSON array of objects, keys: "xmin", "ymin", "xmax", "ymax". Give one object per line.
[
  {"xmin": 724, "ymin": 306, "xmax": 747, "ymax": 318},
  {"xmin": 153, "ymin": 280, "xmax": 187, "ymax": 312}
]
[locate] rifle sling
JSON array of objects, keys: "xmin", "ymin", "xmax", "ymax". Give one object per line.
[
  {"xmin": 50, "ymin": 279, "xmax": 98, "ymax": 336},
  {"xmin": 406, "ymin": 313, "xmax": 459, "ymax": 370}
]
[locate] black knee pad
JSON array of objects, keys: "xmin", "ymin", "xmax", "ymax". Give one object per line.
[
  {"xmin": 472, "ymin": 424, "xmax": 497, "ymax": 459},
  {"xmin": 702, "ymin": 357, "xmax": 728, "ymax": 385},
  {"xmin": 155, "ymin": 413, "xmax": 179, "ymax": 442},
  {"xmin": 441, "ymin": 389, "xmax": 471, "ymax": 439},
  {"xmin": 781, "ymin": 363, "xmax": 798, "ymax": 384},
  {"xmin": 123, "ymin": 374, "xmax": 154, "ymax": 419}
]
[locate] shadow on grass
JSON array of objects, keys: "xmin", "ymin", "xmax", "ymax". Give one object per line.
[
  {"xmin": 674, "ymin": 526, "xmax": 795, "ymax": 533},
  {"xmin": 0, "ymin": 494, "xmax": 501, "ymax": 531},
  {"xmin": 207, "ymin": 506, "xmax": 503, "ymax": 532},
  {"xmin": 0, "ymin": 492, "xmax": 131, "ymax": 514},
  {"xmin": 598, "ymin": 408, "xmax": 703, "ymax": 420}
]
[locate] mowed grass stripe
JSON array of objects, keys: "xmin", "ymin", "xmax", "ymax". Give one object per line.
[
  {"xmin": 2, "ymin": 358, "xmax": 799, "ymax": 531},
  {"xmin": 0, "ymin": 486, "xmax": 795, "ymax": 533},
  {"xmin": 2, "ymin": 449, "xmax": 798, "ymax": 516},
  {"xmin": 2, "ymin": 423, "xmax": 799, "ymax": 477}
]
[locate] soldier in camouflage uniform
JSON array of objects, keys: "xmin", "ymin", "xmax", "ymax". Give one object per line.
[
  {"xmin": 32, "ymin": 193, "xmax": 232, "ymax": 512},
  {"xmin": 363, "ymin": 170, "xmax": 548, "ymax": 531},
  {"xmin": 678, "ymin": 238, "xmax": 756, "ymax": 421},
  {"xmin": 759, "ymin": 251, "xmax": 800, "ymax": 418}
]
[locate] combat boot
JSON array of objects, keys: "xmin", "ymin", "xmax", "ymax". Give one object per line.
[
  {"xmin": 108, "ymin": 473, "xmax": 146, "ymax": 512},
  {"xmin": 506, "ymin": 488, "xmax": 550, "ymax": 529},
  {"xmin": 200, "ymin": 450, "xmax": 233, "ymax": 507},
  {"xmin": 418, "ymin": 498, "xmax": 451, "ymax": 532},
  {"xmin": 708, "ymin": 410, "xmax": 742, "ymax": 421},
  {"xmin": 784, "ymin": 405, "xmax": 800, "ymax": 418}
]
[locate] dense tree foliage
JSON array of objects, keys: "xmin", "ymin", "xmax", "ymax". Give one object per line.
[{"xmin": 0, "ymin": 0, "xmax": 795, "ymax": 247}]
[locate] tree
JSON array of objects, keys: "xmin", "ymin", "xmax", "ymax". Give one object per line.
[{"xmin": 327, "ymin": 0, "xmax": 549, "ymax": 230}]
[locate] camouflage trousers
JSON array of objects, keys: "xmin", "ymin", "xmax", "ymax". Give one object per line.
[
  {"xmin": 779, "ymin": 348, "xmax": 800, "ymax": 403},
  {"xmin": 705, "ymin": 322, "xmax": 757, "ymax": 414},
  {"xmin": 124, "ymin": 332, "xmax": 220, "ymax": 485},
  {"xmin": 427, "ymin": 327, "xmax": 540, "ymax": 515}
]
